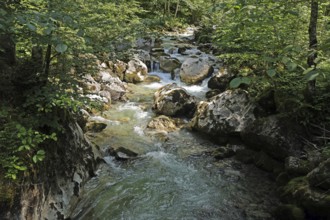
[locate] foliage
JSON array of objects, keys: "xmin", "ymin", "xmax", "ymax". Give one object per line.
[
  {"xmin": 198, "ymin": 0, "xmax": 330, "ymax": 125},
  {"xmin": 0, "ymin": 0, "xmax": 145, "ymax": 180}
]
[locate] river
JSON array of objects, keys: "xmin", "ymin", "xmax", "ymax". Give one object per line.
[{"xmin": 69, "ymin": 30, "xmax": 280, "ymax": 220}]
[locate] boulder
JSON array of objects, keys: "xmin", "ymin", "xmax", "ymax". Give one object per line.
[
  {"xmin": 107, "ymin": 146, "xmax": 138, "ymax": 161},
  {"xmin": 212, "ymin": 146, "xmax": 236, "ymax": 160},
  {"xmin": 145, "ymin": 75, "xmax": 161, "ymax": 83},
  {"xmin": 82, "ymin": 74, "xmax": 101, "ymax": 94},
  {"xmin": 190, "ymin": 89, "xmax": 256, "ymax": 135},
  {"xmin": 241, "ymin": 115, "xmax": 305, "ymax": 160},
  {"xmin": 207, "ymin": 68, "xmax": 234, "ymax": 91},
  {"xmin": 307, "ymin": 158, "xmax": 330, "ymax": 190},
  {"xmin": 180, "ymin": 58, "xmax": 214, "ymax": 84},
  {"xmin": 205, "ymin": 89, "xmax": 222, "ymax": 99},
  {"xmin": 132, "ymin": 49, "xmax": 151, "ymax": 64},
  {"xmin": 282, "ymin": 177, "xmax": 330, "ymax": 218},
  {"xmin": 285, "ymin": 156, "xmax": 314, "ymax": 176},
  {"xmin": 102, "ymin": 83, "xmax": 126, "ymax": 101},
  {"xmin": 85, "ymin": 121, "xmax": 107, "ymax": 133},
  {"xmin": 147, "ymin": 115, "xmax": 180, "ymax": 132},
  {"xmin": 135, "ymin": 37, "xmax": 153, "ymax": 50},
  {"xmin": 153, "ymin": 83, "xmax": 197, "ymax": 117},
  {"xmin": 124, "ymin": 58, "xmax": 148, "ymax": 83},
  {"xmin": 113, "ymin": 60, "xmax": 127, "ymax": 80},
  {"xmin": 159, "ymin": 56, "xmax": 181, "ymax": 73},
  {"xmin": 98, "ymin": 91, "xmax": 111, "ymax": 104}
]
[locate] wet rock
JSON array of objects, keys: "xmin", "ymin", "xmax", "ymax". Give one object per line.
[
  {"xmin": 85, "ymin": 121, "xmax": 107, "ymax": 133},
  {"xmin": 274, "ymin": 204, "xmax": 305, "ymax": 220},
  {"xmin": 241, "ymin": 115, "xmax": 306, "ymax": 160},
  {"xmin": 180, "ymin": 58, "xmax": 214, "ymax": 84},
  {"xmin": 153, "ymin": 83, "xmax": 197, "ymax": 117},
  {"xmin": 254, "ymin": 151, "xmax": 284, "ymax": 174},
  {"xmin": 108, "ymin": 146, "xmax": 138, "ymax": 161},
  {"xmin": 285, "ymin": 156, "xmax": 314, "ymax": 176},
  {"xmin": 167, "ymin": 47, "xmax": 178, "ymax": 54},
  {"xmin": 178, "ymin": 45, "xmax": 191, "ymax": 54},
  {"xmin": 159, "ymin": 56, "xmax": 181, "ymax": 73},
  {"xmin": 147, "ymin": 115, "xmax": 180, "ymax": 132},
  {"xmin": 205, "ymin": 89, "xmax": 222, "ymax": 99},
  {"xmin": 190, "ymin": 89, "xmax": 256, "ymax": 135},
  {"xmin": 124, "ymin": 58, "xmax": 148, "ymax": 83},
  {"xmin": 307, "ymin": 158, "xmax": 330, "ymax": 190},
  {"xmin": 212, "ymin": 146, "xmax": 236, "ymax": 159},
  {"xmin": 132, "ymin": 49, "xmax": 151, "ymax": 64},
  {"xmin": 151, "ymin": 48, "xmax": 166, "ymax": 59},
  {"xmin": 145, "ymin": 75, "xmax": 161, "ymax": 83},
  {"xmin": 207, "ymin": 68, "xmax": 234, "ymax": 92}
]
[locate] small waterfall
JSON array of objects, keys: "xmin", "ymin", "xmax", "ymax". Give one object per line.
[{"xmin": 150, "ymin": 60, "xmax": 160, "ymax": 72}]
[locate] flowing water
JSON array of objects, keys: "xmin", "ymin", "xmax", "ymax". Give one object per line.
[{"xmin": 69, "ymin": 31, "xmax": 280, "ymax": 219}]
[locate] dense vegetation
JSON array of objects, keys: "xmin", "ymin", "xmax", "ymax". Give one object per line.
[{"xmin": 0, "ymin": 0, "xmax": 329, "ymax": 195}]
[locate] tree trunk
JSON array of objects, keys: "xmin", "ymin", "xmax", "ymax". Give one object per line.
[
  {"xmin": 175, "ymin": 1, "xmax": 180, "ymax": 18},
  {"xmin": 42, "ymin": 44, "xmax": 52, "ymax": 86},
  {"xmin": 307, "ymin": 0, "xmax": 318, "ymax": 95}
]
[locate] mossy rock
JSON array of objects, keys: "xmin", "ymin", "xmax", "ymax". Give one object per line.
[{"xmin": 254, "ymin": 151, "xmax": 284, "ymax": 174}]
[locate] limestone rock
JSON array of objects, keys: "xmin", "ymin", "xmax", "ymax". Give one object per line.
[
  {"xmin": 241, "ymin": 115, "xmax": 305, "ymax": 160},
  {"xmin": 285, "ymin": 156, "xmax": 314, "ymax": 176},
  {"xmin": 124, "ymin": 58, "xmax": 148, "ymax": 83},
  {"xmin": 307, "ymin": 158, "xmax": 330, "ymax": 190},
  {"xmin": 82, "ymin": 74, "xmax": 101, "ymax": 94},
  {"xmin": 180, "ymin": 58, "xmax": 213, "ymax": 84},
  {"xmin": 85, "ymin": 121, "xmax": 107, "ymax": 133},
  {"xmin": 205, "ymin": 89, "xmax": 222, "ymax": 99},
  {"xmin": 159, "ymin": 56, "xmax": 181, "ymax": 73},
  {"xmin": 153, "ymin": 83, "xmax": 197, "ymax": 117},
  {"xmin": 113, "ymin": 60, "xmax": 127, "ymax": 81},
  {"xmin": 191, "ymin": 89, "xmax": 256, "ymax": 135},
  {"xmin": 147, "ymin": 115, "xmax": 180, "ymax": 132},
  {"xmin": 207, "ymin": 68, "xmax": 234, "ymax": 91},
  {"xmin": 108, "ymin": 146, "xmax": 138, "ymax": 161}
]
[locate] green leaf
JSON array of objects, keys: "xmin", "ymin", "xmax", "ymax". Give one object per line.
[
  {"xmin": 13, "ymin": 164, "xmax": 27, "ymax": 171},
  {"xmin": 32, "ymin": 155, "xmax": 37, "ymax": 163},
  {"xmin": 37, "ymin": 150, "xmax": 45, "ymax": 156},
  {"xmin": 44, "ymin": 27, "xmax": 52, "ymax": 35},
  {"xmin": 303, "ymin": 67, "xmax": 314, "ymax": 75},
  {"xmin": 287, "ymin": 62, "xmax": 298, "ymax": 71},
  {"xmin": 77, "ymin": 29, "xmax": 85, "ymax": 37},
  {"xmin": 27, "ymin": 23, "xmax": 36, "ymax": 31},
  {"xmin": 229, "ymin": 77, "xmax": 251, "ymax": 89},
  {"xmin": 267, "ymin": 69, "xmax": 276, "ymax": 77},
  {"xmin": 305, "ymin": 70, "xmax": 319, "ymax": 81},
  {"xmin": 281, "ymin": 56, "xmax": 290, "ymax": 64},
  {"xmin": 55, "ymin": 43, "xmax": 68, "ymax": 53}
]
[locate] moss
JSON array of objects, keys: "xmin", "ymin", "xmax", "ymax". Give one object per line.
[
  {"xmin": 0, "ymin": 179, "xmax": 16, "ymax": 207},
  {"xmin": 282, "ymin": 176, "xmax": 309, "ymax": 197}
]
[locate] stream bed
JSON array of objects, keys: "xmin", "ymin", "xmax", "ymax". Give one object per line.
[
  {"xmin": 70, "ymin": 73, "xmax": 279, "ymax": 220},
  {"xmin": 69, "ymin": 30, "xmax": 280, "ymax": 219}
]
